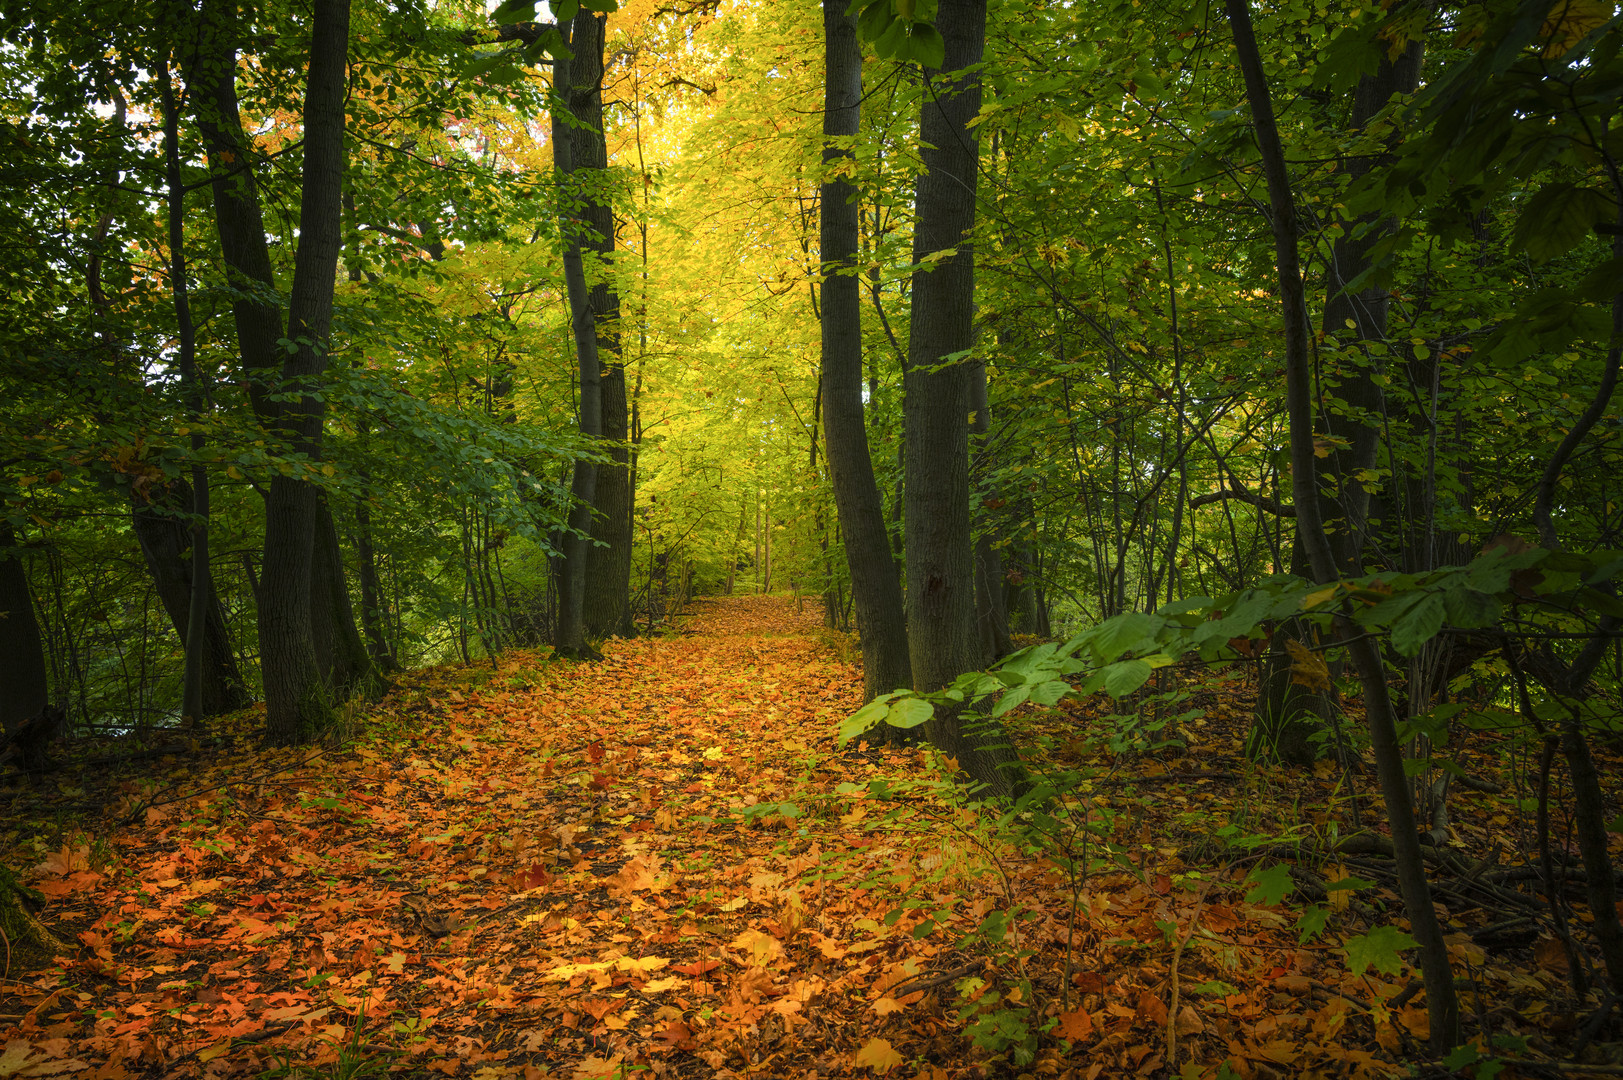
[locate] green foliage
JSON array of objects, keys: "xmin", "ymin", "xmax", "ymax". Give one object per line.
[{"xmin": 1342, "ymin": 924, "xmax": 1420, "ymax": 978}]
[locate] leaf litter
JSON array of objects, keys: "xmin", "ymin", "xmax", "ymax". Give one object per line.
[{"xmin": 0, "ymin": 596, "xmax": 1609, "ymax": 1078}]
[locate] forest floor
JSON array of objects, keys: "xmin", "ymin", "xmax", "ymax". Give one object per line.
[{"xmin": 0, "ymin": 596, "xmax": 1612, "ymax": 1079}]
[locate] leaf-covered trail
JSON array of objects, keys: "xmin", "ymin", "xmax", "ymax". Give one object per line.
[{"xmin": 8, "ymin": 597, "xmax": 1467, "ymax": 1079}]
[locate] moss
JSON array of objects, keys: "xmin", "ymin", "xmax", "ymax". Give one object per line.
[{"xmin": 0, "ymin": 866, "xmax": 65, "ymax": 976}]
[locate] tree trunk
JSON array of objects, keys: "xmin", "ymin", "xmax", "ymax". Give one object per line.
[
  {"xmin": 1225, "ymin": 0, "xmax": 1459, "ymax": 1048},
  {"xmin": 567, "ymin": 11, "xmax": 634, "ymax": 642},
  {"xmin": 904, "ymin": 0, "xmax": 1025, "ymax": 798},
  {"xmin": 130, "ymin": 483, "xmax": 252, "ymax": 718},
  {"xmin": 0, "ymin": 524, "xmax": 49, "ymax": 735},
  {"xmin": 159, "ymin": 57, "xmax": 215, "ymax": 725},
  {"xmin": 353, "ymin": 497, "xmax": 397, "ymax": 669},
  {"xmin": 552, "ymin": 23, "xmax": 602, "ymax": 660},
  {"xmin": 310, "ymin": 496, "xmax": 373, "ymax": 698},
  {"xmin": 970, "ymin": 360, "xmax": 1011, "ymax": 661},
  {"xmin": 1250, "ymin": 45, "xmax": 1423, "ymax": 764},
  {"xmin": 819, "ymin": 0, "xmax": 909, "ymax": 703},
  {"xmin": 259, "ymin": 0, "xmax": 352, "ymax": 743}
]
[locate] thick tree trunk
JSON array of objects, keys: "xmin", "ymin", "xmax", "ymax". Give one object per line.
[
  {"xmin": 130, "ymin": 484, "xmax": 251, "ymax": 718},
  {"xmin": 1226, "ymin": 0, "xmax": 1458, "ymax": 1048},
  {"xmin": 821, "ymin": 0, "xmax": 911, "ymax": 703},
  {"xmin": 0, "ymin": 524, "xmax": 48, "ymax": 735},
  {"xmin": 562, "ymin": 12, "xmax": 634, "ymax": 642},
  {"xmin": 259, "ymin": 0, "xmax": 352, "ymax": 743},
  {"xmin": 904, "ymin": 0, "xmax": 1025, "ymax": 798},
  {"xmin": 552, "ymin": 25, "xmax": 602, "ymax": 660}
]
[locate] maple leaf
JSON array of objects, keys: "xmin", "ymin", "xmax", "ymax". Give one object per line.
[
  {"xmin": 1344, "ymin": 924, "xmax": 1419, "ymax": 976},
  {"xmin": 854, "ymin": 1037, "xmax": 903, "ymax": 1074},
  {"xmin": 34, "ymin": 844, "xmax": 89, "ymax": 876},
  {"xmin": 1052, "ymin": 1007, "xmax": 1093, "ymax": 1041}
]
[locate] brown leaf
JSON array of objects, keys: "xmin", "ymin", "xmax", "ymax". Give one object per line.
[{"xmin": 1053, "ymin": 1007, "xmax": 1094, "ymax": 1041}]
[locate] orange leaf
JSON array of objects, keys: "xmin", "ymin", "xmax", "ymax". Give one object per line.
[{"xmin": 854, "ymin": 1037, "xmax": 903, "ymax": 1074}]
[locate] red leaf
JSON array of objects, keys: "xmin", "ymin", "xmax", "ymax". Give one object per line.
[{"xmin": 672, "ymin": 959, "xmax": 721, "ymax": 976}]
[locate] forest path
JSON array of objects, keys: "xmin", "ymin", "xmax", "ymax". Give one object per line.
[{"xmin": 8, "ymin": 597, "xmax": 1429, "ymax": 1080}]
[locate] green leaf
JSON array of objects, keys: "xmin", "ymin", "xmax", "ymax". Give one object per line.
[
  {"xmin": 1390, "ymin": 591, "xmax": 1445, "ymax": 656},
  {"xmin": 1510, "ymin": 182, "xmax": 1614, "ymax": 262},
  {"xmin": 1442, "ymin": 586, "xmax": 1500, "ymax": 628},
  {"xmin": 838, "ymin": 697, "xmax": 893, "ymax": 746},
  {"xmin": 1295, "ymin": 903, "xmax": 1330, "ymax": 943},
  {"xmin": 1102, "ymin": 659, "xmax": 1153, "ymax": 697},
  {"xmin": 1343, "ymin": 924, "xmax": 1419, "ymax": 976},
  {"xmin": 888, "ymin": 696, "xmax": 934, "ymax": 729},
  {"xmin": 1244, "ymin": 863, "xmax": 1293, "ymax": 905},
  {"xmin": 1088, "ymin": 612, "xmax": 1164, "ymax": 663},
  {"xmin": 489, "ymin": 0, "xmax": 536, "ymax": 22},
  {"xmin": 1324, "ymin": 874, "xmax": 1377, "ymax": 892},
  {"xmin": 1028, "ymin": 679, "xmax": 1072, "ymax": 706},
  {"xmin": 902, "ymin": 22, "xmax": 946, "ymax": 68}
]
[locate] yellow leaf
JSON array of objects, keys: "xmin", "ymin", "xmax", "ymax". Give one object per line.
[
  {"xmin": 1285, "ymin": 639, "xmax": 1332, "ymax": 694},
  {"xmin": 1301, "ymin": 585, "xmax": 1337, "ymax": 610},
  {"xmin": 1543, "ymin": 0, "xmax": 1612, "ymax": 56},
  {"xmin": 731, "ymin": 928, "xmax": 782, "ymax": 966},
  {"xmin": 854, "ymin": 1037, "xmax": 904, "ymax": 1074}
]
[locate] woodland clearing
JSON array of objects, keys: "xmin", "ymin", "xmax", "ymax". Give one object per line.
[{"xmin": 0, "ymin": 596, "xmax": 1609, "ymax": 1080}]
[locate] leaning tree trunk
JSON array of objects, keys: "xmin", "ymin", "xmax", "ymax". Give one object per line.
[
  {"xmin": 1225, "ymin": 0, "xmax": 1459, "ymax": 1048},
  {"xmin": 131, "ymin": 483, "xmax": 252, "ymax": 718},
  {"xmin": 0, "ymin": 523, "xmax": 48, "ymax": 735},
  {"xmin": 821, "ymin": 0, "xmax": 912, "ymax": 704},
  {"xmin": 904, "ymin": 0, "xmax": 1025, "ymax": 798},
  {"xmin": 258, "ymin": 0, "xmax": 352, "ymax": 743}
]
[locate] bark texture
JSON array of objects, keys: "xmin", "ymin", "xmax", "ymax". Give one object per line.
[
  {"xmin": 821, "ymin": 0, "xmax": 911, "ymax": 703},
  {"xmin": 904, "ymin": 0, "xmax": 1025, "ymax": 798}
]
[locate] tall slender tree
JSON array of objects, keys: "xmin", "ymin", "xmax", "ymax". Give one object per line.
[
  {"xmin": 820, "ymin": 0, "xmax": 911, "ymax": 704},
  {"xmin": 1224, "ymin": 0, "xmax": 1459, "ymax": 1047},
  {"xmin": 903, "ymin": 0, "xmax": 1024, "ymax": 796}
]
